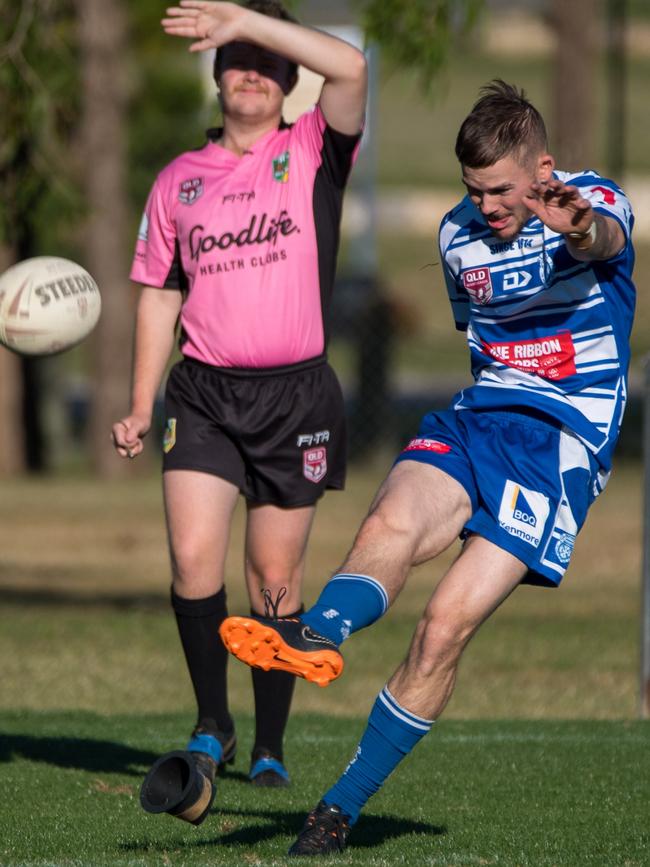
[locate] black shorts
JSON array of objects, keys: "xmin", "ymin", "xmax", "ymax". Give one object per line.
[{"xmin": 162, "ymin": 357, "xmax": 347, "ymax": 507}]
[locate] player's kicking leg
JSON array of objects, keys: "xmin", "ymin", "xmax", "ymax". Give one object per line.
[
  {"xmin": 288, "ymin": 535, "xmax": 526, "ymax": 855},
  {"xmin": 220, "ymin": 462, "xmax": 469, "ymax": 685}
]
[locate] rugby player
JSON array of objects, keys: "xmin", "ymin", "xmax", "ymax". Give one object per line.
[
  {"xmin": 220, "ymin": 80, "xmax": 636, "ymax": 855},
  {"xmin": 111, "ymin": 0, "xmax": 366, "ymax": 799}
]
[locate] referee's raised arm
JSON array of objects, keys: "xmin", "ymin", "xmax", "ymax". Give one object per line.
[{"xmin": 161, "ymin": 0, "xmax": 368, "ymax": 134}]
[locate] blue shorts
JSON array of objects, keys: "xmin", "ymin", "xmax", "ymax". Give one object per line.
[{"xmin": 395, "ymin": 409, "xmax": 605, "ymax": 586}]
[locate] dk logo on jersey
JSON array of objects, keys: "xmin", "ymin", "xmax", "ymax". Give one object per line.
[{"xmin": 498, "ymin": 480, "xmax": 549, "ymax": 547}]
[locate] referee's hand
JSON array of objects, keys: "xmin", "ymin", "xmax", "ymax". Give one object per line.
[{"xmin": 111, "ymin": 413, "xmax": 151, "ymax": 459}]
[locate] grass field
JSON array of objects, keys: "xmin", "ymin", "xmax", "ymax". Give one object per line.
[
  {"xmin": 0, "ymin": 457, "xmax": 644, "ymax": 720},
  {"xmin": 2, "ymin": 712, "xmax": 649, "ymax": 865},
  {"xmin": 0, "ymin": 450, "xmax": 648, "ymax": 865}
]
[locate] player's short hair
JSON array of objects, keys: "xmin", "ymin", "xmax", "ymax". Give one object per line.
[
  {"xmin": 213, "ymin": 0, "xmax": 299, "ymax": 82},
  {"xmin": 455, "ymin": 79, "xmax": 548, "ymax": 169}
]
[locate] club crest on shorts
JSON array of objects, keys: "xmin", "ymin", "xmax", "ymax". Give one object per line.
[
  {"xmin": 303, "ymin": 447, "xmax": 327, "ymax": 483},
  {"xmin": 554, "ymin": 531, "xmax": 575, "ymax": 564},
  {"xmin": 272, "ymin": 150, "xmax": 290, "ymax": 183},
  {"xmin": 163, "ymin": 418, "xmax": 177, "ymax": 454},
  {"xmin": 179, "ymin": 177, "xmax": 203, "ymax": 205}
]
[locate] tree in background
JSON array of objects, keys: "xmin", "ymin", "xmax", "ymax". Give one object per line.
[
  {"xmin": 547, "ymin": 0, "xmax": 599, "ymax": 170},
  {"xmin": 0, "ymin": 0, "xmax": 80, "ymax": 474},
  {"xmin": 358, "ymin": 0, "xmax": 483, "ymax": 90},
  {"xmin": 1, "ymin": 0, "xmax": 203, "ymax": 478}
]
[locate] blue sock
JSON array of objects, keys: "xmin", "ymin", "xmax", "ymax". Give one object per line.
[
  {"xmin": 322, "ymin": 686, "xmax": 433, "ymax": 823},
  {"xmin": 300, "ymin": 573, "xmax": 389, "ymax": 646}
]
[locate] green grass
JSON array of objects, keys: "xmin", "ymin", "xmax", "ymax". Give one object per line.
[
  {"xmin": 0, "ymin": 458, "xmax": 646, "ymax": 863},
  {"xmin": 0, "ymin": 459, "xmax": 643, "ymax": 720},
  {"xmin": 1, "ymin": 712, "xmax": 649, "ymax": 865}
]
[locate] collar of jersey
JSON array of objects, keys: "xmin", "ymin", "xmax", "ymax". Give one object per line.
[{"xmin": 205, "ymin": 118, "xmax": 291, "ymax": 157}]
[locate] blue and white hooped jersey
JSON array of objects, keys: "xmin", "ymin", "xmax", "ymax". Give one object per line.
[{"xmin": 439, "ymin": 170, "xmax": 636, "ymax": 473}]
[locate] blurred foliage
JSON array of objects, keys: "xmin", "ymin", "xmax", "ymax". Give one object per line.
[
  {"xmin": 0, "ymin": 0, "xmax": 81, "ymax": 255},
  {"xmin": 127, "ymin": 3, "xmax": 205, "ymax": 214},
  {"xmin": 356, "ymin": 0, "xmax": 484, "ymax": 91},
  {"xmin": 1, "ymin": 0, "xmax": 204, "ymax": 257}
]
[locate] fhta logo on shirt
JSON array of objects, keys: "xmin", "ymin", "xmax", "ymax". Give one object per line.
[
  {"xmin": 272, "ymin": 150, "xmax": 290, "ymax": 183},
  {"xmin": 498, "ymin": 480, "xmax": 550, "ymax": 547}
]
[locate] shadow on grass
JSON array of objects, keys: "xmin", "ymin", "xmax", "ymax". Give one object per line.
[
  {"xmin": 122, "ymin": 806, "xmax": 446, "ymax": 852},
  {"xmin": 0, "ymin": 733, "xmax": 158, "ymax": 776},
  {"xmin": 0, "ymin": 586, "xmax": 167, "ymax": 610}
]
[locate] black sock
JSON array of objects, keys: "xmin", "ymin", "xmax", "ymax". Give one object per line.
[
  {"xmin": 250, "ymin": 605, "xmax": 303, "ymax": 760},
  {"xmin": 171, "ymin": 587, "xmax": 233, "ymax": 735}
]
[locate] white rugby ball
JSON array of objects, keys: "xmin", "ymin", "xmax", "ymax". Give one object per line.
[{"xmin": 0, "ymin": 256, "xmax": 101, "ymax": 356}]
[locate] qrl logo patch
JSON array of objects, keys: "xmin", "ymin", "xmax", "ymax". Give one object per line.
[
  {"xmin": 179, "ymin": 177, "xmax": 203, "ymax": 205},
  {"xmin": 163, "ymin": 418, "xmax": 177, "ymax": 454},
  {"xmin": 272, "ymin": 150, "xmax": 290, "ymax": 183},
  {"xmin": 462, "ymin": 267, "xmax": 493, "ymax": 304},
  {"xmin": 498, "ymin": 480, "xmax": 549, "ymax": 548},
  {"xmin": 303, "ymin": 447, "xmax": 327, "ymax": 483}
]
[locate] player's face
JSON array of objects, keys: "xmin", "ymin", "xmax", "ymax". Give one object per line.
[
  {"xmin": 217, "ymin": 42, "xmax": 296, "ymax": 121},
  {"xmin": 462, "ymin": 153, "xmax": 553, "ymax": 240}
]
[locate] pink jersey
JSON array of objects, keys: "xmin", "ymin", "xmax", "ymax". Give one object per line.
[{"xmin": 131, "ymin": 106, "xmax": 360, "ymax": 368}]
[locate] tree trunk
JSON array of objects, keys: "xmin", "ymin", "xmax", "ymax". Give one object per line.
[
  {"xmin": 76, "ymin": 0, "xmax": 133, "ymax": 477},
  {"xmin": 549, "ymin": 0, "xmax": 601, "ymax": 171},
  {"xmin": 0, "ymin": 244, "xmax": 26, "ymax": 475}
]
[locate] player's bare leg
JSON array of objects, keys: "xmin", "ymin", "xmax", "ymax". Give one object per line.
[
  {"xmin": 164, "ymin": 470, "xmax": 239, "ymax": 599},
  {"xmin": 164, "ymin": 470, "xmax": 241, "ymax": 779},
  {"xmin": 244, "ymin": 502, "xmax": 315, "ymax": 615},
  {"xmin": 243, "ymin": 502, "xmax": 316, "ymax": 785},
  {"xmin": 387, "ymin": 534, "xmax": 527, "ymax": 719},
  {"xmin": 287, "ymin": 534, "xmax": 527, "ymax": 855}
]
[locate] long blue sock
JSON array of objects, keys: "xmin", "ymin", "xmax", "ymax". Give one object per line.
[
  {"xmin": 322, "ymin": 686, "xmax": 434, "ymax": 823},
  {"xmin": 300, "ymin": 573, "xmax": 389, "ymax": 646}
]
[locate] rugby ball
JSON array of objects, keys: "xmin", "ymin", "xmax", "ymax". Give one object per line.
[{"xmin": 0, "ymin": 256, "xmax": 101, "ymax": 356}]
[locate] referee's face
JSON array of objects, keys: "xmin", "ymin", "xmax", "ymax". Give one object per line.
[
  {"xmin": 217, "ymin": 42, "xmax": 296, "ymax": 122},
  {"xmin": 462, "ymin": 153, "xmax": 552, "ymax": 240}
]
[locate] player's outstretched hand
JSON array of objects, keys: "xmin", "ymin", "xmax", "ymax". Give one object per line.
[
  {"xmin": 162, "ymin": 1, "xmax": 244, "ymax": 52},
  {"xmin": 111, "ymin": 413, "xmax": 152, "ymax": 460},
  {"xmin": 523, "ymin": 179, "xmax": 594, "ymax": 236}
]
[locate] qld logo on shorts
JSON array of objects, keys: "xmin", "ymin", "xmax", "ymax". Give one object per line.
[
  {"xmin": 498, "ymin": 480, "xmax": 549, "ymax": 548},
  {"xmin": 303, "ymin": 447, "xmax": 327, "ymax": 484},
  {"xmin": 461, "ymin": 267, "xmax": 493, "ymax": 304},
  {"xmin": 179, "ymin": 177, "xmax": 204, "ymax": 205}
]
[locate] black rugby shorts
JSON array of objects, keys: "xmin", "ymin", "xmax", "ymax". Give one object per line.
[{"xmin": 161, "ymin": 357, "xmax": 346, "ymax": 507}]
